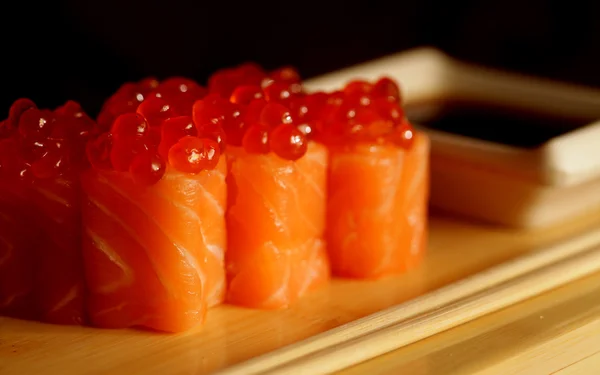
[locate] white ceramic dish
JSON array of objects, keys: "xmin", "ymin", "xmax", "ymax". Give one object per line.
[{"xmin": 304, "ymin": 47, "xmax": 600, "ymax": 228}]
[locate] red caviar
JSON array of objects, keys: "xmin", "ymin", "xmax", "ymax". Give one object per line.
[
  {"xmin": 168, "ymin": 136, "xmax": 220, "ymax": 174},
  {"xmin": 269, "ymin": 124, "xmax": 307, "ymax": 161},
  {"xmin": 92, "ymin": 67, "xmax": 412, "ymax": 178},
  {"xmin": 200, "ymin": 63, "xmax": 314, "ymax": 159},
  {"xmin": 97, "ymin": 76, "xmax": 207, "ymax": 130},
  {"xmin": 1, "ymin": 98, "xmax": 98, "ymax": 181},
  {"xmin": 130, "ymin": 151, "xmax": 166, "ymax": 185},
  {"xmin": 310, "ymin": 77, "xmax": 414, "ymax": 149},
  {"xmin": 159, "ymin": 116, "xmax": 197, "ymax": 158},
  {"xmin": 91, "ymin": 76, "xmax": 228, "ymax": 184},
  {"xmin": 242, "ymin": 125, "xmax": 270, "ymax": 154}
]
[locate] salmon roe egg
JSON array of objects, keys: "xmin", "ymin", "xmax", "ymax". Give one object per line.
[
  {"xmin": 388, "ymin": 121, "xmax": 414, "ymax": 148},
  {"xmin": 9, "ymin": 98, "xmax": 37, "ymax": 127},
  {"xmin": 1, "ymin": 98, "xmax": 101, "ymax": 180},
  {"xmin": 371, "ymin": 77, "xmax": 401, "ymax": 102},
  {"xmin": 197, "ymin": 123, "xmax": 227, "ymax": 153},
  {"xmin": 269, "ymin": 124, "xmax": 308, "ymax": 161},
  {"xmin": 130, "ymin": 151, "xmax": 166, "ymax": 185},
  {"xmin": 136, "ymin": 96, "xmax": 176, "ymax": 128},
  {"xmin": 314, "ymin": 76, "xmax": 413, "ymax": 149},
  {"xmin": 259, "ymin": 102, "xmax": 294, "ymax": 128},
  {"xmin": 193, "ymin": 94, "xmax": 245, "ymax": 146},
  {"xmin": 110, "ymin": 136, "xmax": 149, "ymax": 172},
  {"xmin": 242, "ymin": 124, "xmax": 270, "ymax": 154},
  {"xmin": 269, "ymin": 66, "xmax": 301, "ymax": 85},
  {"xmin": 230, "ymin": 85, "xmax": 263, "ymax": 105},
  {"xmin": 86, "ymin": 133, "xmax": 113, "ymax": 170},
  {"xmin": 111, "ymin": 112, "xmax": 149, "ymax": 140},
  {"xmin": 168, "ymin": 136, "xmax": 220, "ymax": 174},
  {"xmin": 18, "ymin": 108, "xmax": 55, "ymax": 138}
]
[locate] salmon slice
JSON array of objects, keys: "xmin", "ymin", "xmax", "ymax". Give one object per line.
[
  {"xmin": 326, "ymin": 132, "xmax": 430, "ymax": 278},
  {"xmin": 81, "ymin": 158, "xmax": 227, "ymax": 332},
  {"xmin": 28, "ymin": 173, "xmax": 86, "ymax": 325},
  {"xmin": 226, "ymin": 142, "xmax": 330, "ymax": 309},
  {"xmin": 0, "ymin": 181, "xmax": 37, "ymax": 320},
  {"xmin": 1, "ymin": 99, "xmax": 97, "ymax": 324}
]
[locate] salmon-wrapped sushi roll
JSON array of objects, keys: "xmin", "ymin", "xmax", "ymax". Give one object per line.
[
  {"xmin": 83, "ymin": 78, "xmax": 226, "ymax": 332},
  {"xmin": 0, "ymin": 133, "xmax": 37, "ymax": 320},
  {"xmin": 322, "ymin": 79, "xmax": 430, "ymax": 278},
  {"xmin": 197, "ymin": 65, "xmax": 330, "ymax": 309},
  {"xmin": 0, "ymin": 99, "xmax": 93, "ymax": 324}
]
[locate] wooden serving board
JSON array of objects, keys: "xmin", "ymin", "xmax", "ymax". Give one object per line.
[{"xmin": 2, "ymin": 209, "xmax": 600, "ymax": 375}]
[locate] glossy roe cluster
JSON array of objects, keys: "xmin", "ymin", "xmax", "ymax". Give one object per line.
[
  {"xmin": 200, "ymin": 63, "xmax": 312, "ymax": 161},
  {"xmin": 205, "ymin": 63, "xmax": 414, "ymax": 159},
  {"xmin": 316, "ymin": 78, "xmax": 414, "ymax": 149},
  {"xmin": 0, "ymin": 99, "xmax": 97, "ymax": 181},
  {"xmin": 89, "ymin": 78, "xmax": 225, "ymax": 186}
]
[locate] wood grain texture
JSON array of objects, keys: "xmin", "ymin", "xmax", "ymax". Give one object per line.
[
  {"xmin": 2, "ymin": 210, "xmax": 600, "ymax": 375},
  {"xmin": 240, "ymin": 245, "xmax": 600, "ymax": 375},
  {"xmin": 336, "ymin": 269, "xmax": 600, "ymax": 375},
  {"xmin": 554, "ymin": 350, "xmax": 600, "ymax": 375}
]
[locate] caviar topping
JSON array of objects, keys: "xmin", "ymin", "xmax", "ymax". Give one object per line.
[
  {"xmin": 89, "ymin": 107, "xmax": 224, "ymax": 183},
  {"xmin": 305, "ymin": 77, "xmax": 414, "ymax": 148},
  {"xmin": 90, "ymin": 78, "xmax": 225, "ymax": 183},
  {"xmin": 168, "ymin": 136, "xmax": 220, "ymax": 174},
  {"xmin": 90, "ymin": 76, "xmax": 223, "ymax": 184},
  {"xmin": 97, "ymin": 77, "xmax": 207, "ymax": 130},
  {"xmin": 91, "ymin": 68, "xmax": 412, "ymax": 185},
  {"xmin": 195, "ymin": 64, "xmax": 312, "ymax": 159},
  {"xmin": 1, "ymin": 98, "xmax": 98, "ymax": 181}
]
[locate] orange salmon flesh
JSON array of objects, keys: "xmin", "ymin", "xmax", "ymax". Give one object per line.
[
  {"xmin": 80, "ymin": 157, "xmax": 227, "ymax": 333},
  {"xmin": 326, "ymin": 132, "xmax": 430, "ymax": 279},
  {"xmin": 0, "ymin": 176, "xmax": 86, "ymax": 325},
  {"xmin": 0, "ymin": 181, "xmax": 37, "ymax": 320},
  {"xmin": 30, "ymin": 173, "xmax": 86, "ymax": 325},
  {"xmin": 225, "ymin": 142, "xmax": 330, "ymax": 309}
]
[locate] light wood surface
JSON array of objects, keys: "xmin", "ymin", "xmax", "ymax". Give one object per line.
[
  {"xmin": 236, "ymin": 244, "xmax": 600, "ymax": 375},
  {"xmin": 2, "ymin": 210, "xmax": 600, "ymax": 375},
  {"xmin": 336, "ymin": 268, "xmax": 600, "ymax": 375}
]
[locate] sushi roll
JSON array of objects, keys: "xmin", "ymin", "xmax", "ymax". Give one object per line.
[
  {"xmin": 322, "ymin": 79, "xmax": 430, "ymax": 278},
  {"xmin": 0, "ymin": 102, "xmax": 38, "ymax": 320},
  {"xmin": 83, "ymin": 78, "xmax": 226, "ymax": 332},
  {"xmin": 0, "ymin": 99, "xmax": 93, "ymax": 324},
  {"xmin": 198, "ymin": 65, "xmax": 330, "ymax": 309}
]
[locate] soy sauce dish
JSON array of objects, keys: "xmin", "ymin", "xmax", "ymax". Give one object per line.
[{"xmin": 305, "ymin": 47, "xmax": 600, "ymax": 228}]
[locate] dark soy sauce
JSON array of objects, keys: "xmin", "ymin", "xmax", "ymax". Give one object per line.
[{"xmin": 406, "ymin": 101, "xmax": 595, "ymax": 148}]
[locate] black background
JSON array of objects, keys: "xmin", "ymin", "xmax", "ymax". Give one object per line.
[{"xmin": 2, "ymin": 0, "xmax": 599, "ymax": 117}]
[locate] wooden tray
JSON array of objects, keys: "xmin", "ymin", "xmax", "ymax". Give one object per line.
[{"xmin": 3, "ymin": 209, "xmax": 600, "ymax": 375}]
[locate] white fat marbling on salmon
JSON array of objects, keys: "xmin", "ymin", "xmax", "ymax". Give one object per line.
[
  {"xmin": 0, "ymin": 289, "xmax": 30, "ymax": 309},
  {"xmin": 87, "ymin": 197, "xmax": 174, "ymax": 295},
  {"xmin": 237, "ymin": 166, "xmax": 288, "ymax": 232},
  {"xmin": 35, "ymin": 187, "xmax": 72, "ymax": 209},
  {"xmin": 85, "ymin": 228, "xmax": 134, "ymax": 294},
  {"xmin": 48, "ymin": 284, "xmax": 79, "ymax": 314},
  {"xmin": 95, "ymin": 172, "xmax": 223, "ymax": 300},
  {"xmin": 260, "ymin": 241, "xmax": 292, "ymax": 307},
  {"xmin": 93, "ymin": 301, "xmax": 128, "ymax": 318},
  {"xmin": 285, "ymin": 172, "xmax": 321, "ymax": 235},
  {"xmin": 296, "ymin": 239, "xmax": 325, "ymax": 296}
]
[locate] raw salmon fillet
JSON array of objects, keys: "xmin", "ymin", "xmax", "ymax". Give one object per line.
[
  {"xmin": 29, "ymin": 173, "xmax": 87, "ymax": 325},
  {"xmin": 225, "ymin": 142, "xmax": 330, "ymax": 309},
  {"xmin": 0, "ymin": 100, "xmax": 89, "ymax": 324},
  {"xmin": 0, "ymin": 178, "xmax": 37, "ymax": 320},
  {"xmin": 326, "ymin": 132, "xmax": 430, "ymax": 278},
  {"xmin": 81, "ymin": 158, "xmax": 227, "ymax": 332}
]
